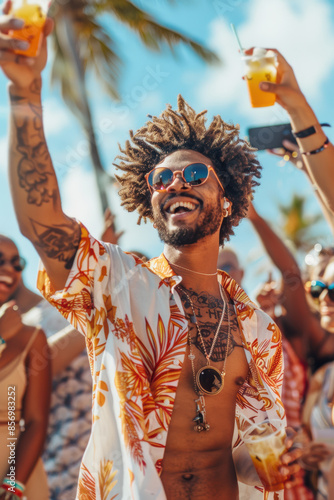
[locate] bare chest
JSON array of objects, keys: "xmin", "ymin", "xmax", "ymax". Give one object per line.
[{"xmin": 164, "ymin": 288, "xmax": 249, "ymax": 458}]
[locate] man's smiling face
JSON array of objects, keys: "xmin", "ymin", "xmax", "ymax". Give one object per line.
[{"xmin": 150, "ymin": 149, "xmax": 225, "ymax": 248}]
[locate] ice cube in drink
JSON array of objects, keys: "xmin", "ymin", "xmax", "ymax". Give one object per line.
[
  {"xmin": 244, "ymin": 423, "xmax": 288, "ymax": 492},
  {"xmin": 9, "ymin": 2, "xmax": 46, "ymax": 57},
  {"xmin": 244, "ymin": 48, "xmax": 277, "ymax": 108}
]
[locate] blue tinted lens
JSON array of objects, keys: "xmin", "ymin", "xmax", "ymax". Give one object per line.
[
  {"xmin": 310, "ymin": 281, "xmax": 326, "ymax": 298},
  {"xmin": 184, "ymin": 163, "xmax": 208, "ymax": 185},
  {"xmin": 149, "ymin": 168, "xmax": 173, "ymax": 190}
]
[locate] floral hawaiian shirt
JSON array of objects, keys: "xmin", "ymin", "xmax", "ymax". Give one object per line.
[{"xmin": 38, "ymin": 224, "xmax": 285, "ymax": 500}]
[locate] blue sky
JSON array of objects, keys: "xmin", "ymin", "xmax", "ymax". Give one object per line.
[{"xmin": 1, "ymin": 0, "xmax": 334, "ymax": 297}]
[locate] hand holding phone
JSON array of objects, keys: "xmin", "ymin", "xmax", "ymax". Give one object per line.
[{"xmin": 247, "ymin": 123, "xmax": 297, "ymax": 150}]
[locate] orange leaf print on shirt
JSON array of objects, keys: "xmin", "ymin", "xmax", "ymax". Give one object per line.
[
  {"xmin": 99, "ymin": 459, "xmax": 118, "ymax": 500},
  {"xmin": 114, "ymin": 369, "xmax": 147, "ymax": 470},
  {"xmin": 136, "ymin": 311, "xmax": 187, "ymax": 431},
  {"xmin": 236, "ymin": 303, "xmax": 255, "ymax": 322},
  {"xmin": 93, "ymin": 336, "xmax": 107, "ymax": 357},
  {"xmin": 96, "ymin": 380, "xmax": 108, "ymax": 407},
  {"xmin": 77, "ymin": 463, "xmax": 96, "ymax": 500},
  {"xmin": 113, "ymin": 315, "xmax": 137, "ymax": 346},
  {"xmin": 98, "ymin": 265, "xmax": 108, "ymax": 282},
  {"xmin": 267, "ymin": 322, "xmax": 281, "ymax": 343}
]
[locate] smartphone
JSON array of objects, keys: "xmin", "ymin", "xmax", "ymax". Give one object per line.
[{"xmin": 247, "ymin": 123, "xmax": 297, "ymax": 150}]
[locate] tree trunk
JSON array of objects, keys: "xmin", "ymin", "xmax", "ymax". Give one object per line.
[{"xmin": 55, "ymin": 15, "xmax": 110, "ymax": 214}]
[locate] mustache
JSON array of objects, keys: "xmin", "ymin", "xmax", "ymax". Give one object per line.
[{"xmin": 161, "ymin": 193, "xmax": 203, "ymax": 211}]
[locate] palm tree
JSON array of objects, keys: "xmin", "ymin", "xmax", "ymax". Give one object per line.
[
  {"xmin": 48, "ymin": 0, "xmax": 218, "ymax": 213},
  {"xmin": 278, "ymin": 193, "xmax": 325, "ymax": 251}
]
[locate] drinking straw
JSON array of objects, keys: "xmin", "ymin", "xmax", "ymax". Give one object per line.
[{"xmin": 230, "ymin": 23, "xmax": 245, "ymax": 55}]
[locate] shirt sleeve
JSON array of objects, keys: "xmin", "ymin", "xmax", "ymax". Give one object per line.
[{"xmin": 37, "ymin": 222, "xmax": 137, "ymax": 341}]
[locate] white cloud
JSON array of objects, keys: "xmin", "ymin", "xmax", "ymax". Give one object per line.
[
  {"xmin": 61, "ymin": 168, "xmax": 104, "ymax": 234},
  {"xmin": 196, "ymin": 0, "xmax": 334, "ymax": 120}
]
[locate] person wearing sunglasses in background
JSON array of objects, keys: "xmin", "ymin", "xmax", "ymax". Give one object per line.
[
  {"xmin": 0, "ymin": 234, "xmax": 92, "ymax": 500},
  {"xmin": 302, "ymin": 248, "xmax": 334, "ymax": 500},
  {"xmin": 0, "ymin": 235, "xmax": 51, "ymax": 499},
  {"xmin": 246, "ymin": 195, "xmax": 334, "ymax": 499},
  {"xmin": 1, "ymin": 6, "xmax": 309, "ymax": 494}
]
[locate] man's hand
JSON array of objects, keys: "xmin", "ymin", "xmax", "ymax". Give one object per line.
[
  {"xmin": 279, "ymin": 447, "xmax": 303, "ymax": 489},
  {"xmin": 0, "ymin": 0, "xmax": 53, "ymax": 89},
  {"xmin": 244, "ymin": 48, "xmax": 307, "ymax": 112}
]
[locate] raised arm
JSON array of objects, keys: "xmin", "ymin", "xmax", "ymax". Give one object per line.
[
  {"xmin": 247, "ymin": 200, "xmax": 322, "ymax": 359},
  {"xmin": 268, "ymin": 140, "xmax": 334, "ymax": 237},
  {"xmin": 253, "ymin": 48, "xmax": 334, "ymax": 214},
  {"xmin": 1, "ymin": 10, "xmax": 81, "ymax": 291}
]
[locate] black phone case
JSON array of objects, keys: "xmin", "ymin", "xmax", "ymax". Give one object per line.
[{"xmin": 247, "ymin": 123, "xmax": 297, "ymax": 150}]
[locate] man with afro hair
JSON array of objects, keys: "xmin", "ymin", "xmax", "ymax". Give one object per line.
[{"xmin": 6, "ymin": 31, "xmax": 306, "ymax": 497}]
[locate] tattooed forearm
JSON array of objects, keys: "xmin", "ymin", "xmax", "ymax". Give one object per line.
[
  {"xmin": 30, "ymin": 78, "xmax": 42, "ymax": 95},
  {"xmin": 31, "ymin": 219, "xmax": 81, "ymax": 269},
  {"xmin": 178, "ymin": 286, "xmax": 243, "ymax": 363},
  {"xmin": 10, "ymin": 78, "xmax": 57, "ymax": 206}
]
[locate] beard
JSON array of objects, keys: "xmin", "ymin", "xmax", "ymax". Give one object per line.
[{"xmin": 153, "ymin": 194, "xmax": 223, "ymax": 247}]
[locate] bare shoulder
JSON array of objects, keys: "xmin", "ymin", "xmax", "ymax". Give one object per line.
[{"xmin": 22, "ymin": 326, "xmax": 48, "ymax": 354}]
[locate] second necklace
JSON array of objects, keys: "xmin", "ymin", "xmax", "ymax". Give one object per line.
[{"xmin": 179, "ymin": 284, "xmax": 231, "ymax": 431}]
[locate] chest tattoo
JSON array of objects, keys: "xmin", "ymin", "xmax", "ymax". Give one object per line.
[{"xmin": 178, "ymin": 287, "xmax": 242, "ymax": 363}]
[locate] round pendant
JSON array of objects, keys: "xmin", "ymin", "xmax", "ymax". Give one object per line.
[{"xmin": 196, "ymin": 366, "xmax": 224, "ymax": 396}]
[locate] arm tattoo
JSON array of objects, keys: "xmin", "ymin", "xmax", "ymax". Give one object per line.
[
  {"xmin": 178, "ymin": 287, "xmax": 242, "ymax": 363},
  {"xmin": 11, "ymin": 79, "xmax": 57, "ymax": 206},
  {"xmin": 30, "ymin": 219, "xmax": 81, "ymax": 269}
]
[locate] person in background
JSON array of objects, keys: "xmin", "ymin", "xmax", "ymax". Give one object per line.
[
  {"xmin": 219, "ymin": 241, "xmax": 315, "ymax": 500},
  {"xmin": 217, "ymin": 247, "xmax": 244, "ymax": 285},
  {"xmin": 0, "ymin": 239, "xmax": 51, "ymax": 500},
  {"xmin": 0, "ymin": 234, "xmax": 91, "ymax": 500},
  {"xmin": 252, "ymin": 48, "xmax": 334, "ymax": 216},
  {"xmin": 267, "ymin": 136, "xmax": 334, "ymax": 238},
  {"xmin": 301, "ymin": 250, "xmax": 334, "ymax": 500},
  {"xmin": 247, "ymin": 199, "xmax": 334, "ymax": 498}
]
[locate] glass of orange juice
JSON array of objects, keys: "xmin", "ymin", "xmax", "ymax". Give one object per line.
[
  {"xmin": 9, "ymin": 0, "xmax": 48, "ymax": 57},
  {"xmin": 239, "ymin": 418, "xmax": 289, "ymax": 492},
  {"xmin": 243, "ymin": 48, "xmax": 277, "ymax": 108}
]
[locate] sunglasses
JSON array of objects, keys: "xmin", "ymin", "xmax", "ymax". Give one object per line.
[
  {"xmin": 0, "ymin": 255, "xmax": 26, "ymax": 272},
  {"xmin": 145, "ymin": 163, "xmax": 224, "ymax": 193},
  {"xmin": 305, "ymin": 280, "xmax": 334, "ymax": 301}
]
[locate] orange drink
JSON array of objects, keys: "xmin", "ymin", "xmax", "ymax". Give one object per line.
[
  {"xmin": 9, "ymin": 1, "xmax": 47, "ymax": 57},
  {"xmin": 240, "ymin": 419, "xmax": 288, "ymax": 492},
  {"xmin": 244, "ymin": 48, "xmax": 277, "ymax": 108}
]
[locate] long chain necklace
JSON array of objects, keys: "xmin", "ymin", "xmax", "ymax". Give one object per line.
[
  {"xmin": 179, "ymin": 284, "xmax": 231, "ymax": 432},
  {"xmin": 164, "ymin": 255, "xmax": 218, "ymax": 276}
]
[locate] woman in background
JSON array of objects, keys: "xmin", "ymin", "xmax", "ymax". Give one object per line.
[{"xmin": 0, "ymin": 238, "xmax": 51, "ymax": 499}]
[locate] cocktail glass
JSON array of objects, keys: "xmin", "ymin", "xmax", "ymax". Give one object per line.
[
  {"xmin": 239, "ymin": 418, "xmax": 288, "ymax": 492},
  {"xmin": 9, "ymin": 0, "xmax": 48, "ymax": 57},
  {"xmin": 243, "ymin": 48, "xmax": 277, "ymax": 108}
]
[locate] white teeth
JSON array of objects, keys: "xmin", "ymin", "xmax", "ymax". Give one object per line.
[
  {"xmin": 169, "ymin": 201, "xmax": 196, "ymax": 214},
  {"xmin": 0, "ymin": 276, "xmax": 13, "ymax": 285}
]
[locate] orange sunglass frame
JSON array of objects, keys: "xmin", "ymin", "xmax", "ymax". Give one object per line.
[{"xmin": 145, "ymin": 163, "xmax": 224, "ymax": 194}]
